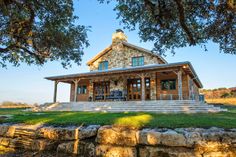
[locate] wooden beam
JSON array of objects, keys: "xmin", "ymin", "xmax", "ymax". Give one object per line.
[
  {"xmin": 73, "ymin": 79, "xmax": 80, "ymax": 102},
  {"xmin": 177, "ymin": 70, "xmax": 183, "ymax": 100},
  {"xmin": 53, "ymin": 81, "xmax": 59, "ymax": 103}
]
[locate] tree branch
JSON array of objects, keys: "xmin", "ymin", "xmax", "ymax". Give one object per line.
[{"xmin": 174, "ymin": 0, "xmax": 196, "ymax": 45}]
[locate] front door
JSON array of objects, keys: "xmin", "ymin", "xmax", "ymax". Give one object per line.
[
  {"xmin": 128, "ymin": 79, "xmax": 141, "ymax": 100},
  {"xmin": 127, "ymin": 78, "xmax": 151, "ymax": 101}
]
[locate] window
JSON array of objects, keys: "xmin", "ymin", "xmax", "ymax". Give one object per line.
[
  {"xmin": 132, "ymin": 56, "xmax": 144, "ymax": 66},
  {"xmin": 77, "ymin": 85, "xmax": 87, "ymax": 94},
  {"xmin": 98, "ymin": 61, "xmax": 108, "ymax": 70},
  {"xmin": 161, "ymin": 79, "xmax": 176, "ymax": 90}
]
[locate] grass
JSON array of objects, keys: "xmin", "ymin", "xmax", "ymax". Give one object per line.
[
  {"xmin": 206, "ymin": 98, "xmax": 236, "ymax": 106},
  {"xmin": 0, "ymin": 106, "xmax": 236, "ymax": 129}
]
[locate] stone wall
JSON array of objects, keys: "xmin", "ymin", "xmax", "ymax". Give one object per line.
[
  {"xmin": 0, "ymin": 124, "xmax": 235, "ymax": 156},
  {"xmin": 89, "ymin": 43, "xmax": 163, "ymax": 71}
]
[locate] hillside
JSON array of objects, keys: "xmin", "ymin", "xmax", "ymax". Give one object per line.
[
  {"xmin": 0, "ymin": 101, "xmax": 34, "ymax": 108},
  {"xmin": 200, "ymin": 87, "xmax": 236, "ymax": 99}
]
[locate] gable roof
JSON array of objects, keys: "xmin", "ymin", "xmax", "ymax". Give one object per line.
[{"xmin": 86, "ymin": 42, "xmax": 167, "ymax": 65}]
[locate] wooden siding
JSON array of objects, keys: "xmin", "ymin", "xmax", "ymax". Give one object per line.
[{"xmin": 70, "ymin": 80, "xmax": 90, "ymax": 102}]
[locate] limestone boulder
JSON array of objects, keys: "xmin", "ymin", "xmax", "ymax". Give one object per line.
[
  {"xmin": 221, "ymin": 131, "xmax": 236, "ymax": 144},
  {"xmin": 96, "ymin": 125, "xmax": 137, "ymax": 146},
  {"xmin": 184, "ymin": 131, "xmax": 202, "ymax": 147},
  {"xmin": 96, "ymin": 145, "xmax": 137, "ymax": 157},
  {"xmin": 78, "ymin": 125, "xmax": 100, "ymax": 139},
  {"xmin": 139, "ymin": 146, "xmax": 197, "ymax": 157},
  {"xmin": 0, "ymin": 137, "xmax": 17, "ymax": 148},
  {"xmin": 27, "ymin": 139, "xmax": 57, "ymax": 151},
  {"xmin": 160, "ymin": 130, "xmax": 187, "ymax": 147},
  {"xmin": 195, "ymin": 141, "xmax": 230, "ymax": 155},
  {"xmin": 0, "ymin": 124, "xmax": 10, "ymax": 136},
  {"xmin": 136, "ymin": 129, "xmax": 161, "ymax": 145},
  {"xmin": 0, "ymin": 124, "xmax": 17, "ymax": 138},
  {"xmin": 37, "ymin": 125, "xmax": 100, "ymax": 140},
  {"xmin": 57, "ymin": 140, "xmax": 95, "ymax": 156}
]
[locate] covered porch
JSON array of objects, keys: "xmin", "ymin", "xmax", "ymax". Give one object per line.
[{"xmin": 46, "ymin": 62, "xmax": 202, "ymax": 103}]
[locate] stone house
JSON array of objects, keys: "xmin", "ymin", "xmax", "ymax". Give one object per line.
[{"xmin": 46, "ymin": 30, "xmax": 202, "ymax": 102}]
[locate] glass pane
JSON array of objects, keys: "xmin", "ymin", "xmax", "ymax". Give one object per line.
[
  {"xmin": 83, "ymin": 85, "xmax": 87, "ymax": 94},
  {"xmin": 77, "ymin": 86, "xmax": 81, "ymax": 94},
  {"xmin": 104, "ymin": 61, "xmax": 108, "ymax": 70}
]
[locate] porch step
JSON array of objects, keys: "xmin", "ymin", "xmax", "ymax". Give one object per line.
[{"xmin": 37, "ymin": 100, "xmax": 227, "ymax": 113}]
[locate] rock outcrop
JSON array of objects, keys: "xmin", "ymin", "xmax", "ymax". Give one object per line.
[{"xmin": 0, "ymin": 124, "xmax": 236, "ymax": 157}]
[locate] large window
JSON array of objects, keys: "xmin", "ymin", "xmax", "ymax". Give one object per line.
[
  {"xmin": 161, "ymin": 79, "xmax": 176, "ymax": 90},
  {"xmin": 77, "ymin": 85, "xmax": 87, "ymax": 94},
  {"xmin": 98, "ymin": 61, "xmax": 108, "ymax": 71},
  {"xmin": 132, "ymin": 56, "xmax": 144, "ymax": 66}
]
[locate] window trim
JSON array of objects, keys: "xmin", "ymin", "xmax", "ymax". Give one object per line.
[
  {"xmin": 77, "ymin": 85, "xmax": 87, "ymax": 94},
  {"xmin": 98, "ymin": 61, "xmax": 108, "ymax": 71},
  {"xmin": 132, "ymin": 56, "xmax": 144, "ymax": 67},
  {"xmin": 161, "ymin": 79, "xmax": 176, "ymax": 90}
]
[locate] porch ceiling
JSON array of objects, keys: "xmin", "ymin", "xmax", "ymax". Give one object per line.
[{"xmin": 45, "ymin": 61, "xmax": 203, "ymax": 88}]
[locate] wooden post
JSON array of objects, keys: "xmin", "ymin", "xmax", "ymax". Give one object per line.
[
  {"xmin": 177, "ymin": 70, "xmax": 183, "ymax": 100},
  {"xmin": 73, "ymin": 79, "xmax": 80, "ymax": 102},
  {"xmin": 141, "ymin": 74, "xmax": 145, "ymax": 101},
  {"xmin": 53, "ymin": 81, "xmax": 58, "ymax": 103}
]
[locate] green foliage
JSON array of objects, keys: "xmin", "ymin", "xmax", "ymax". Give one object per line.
[
  {"xmin": 100, "ymin": 0, "xmax": 236, "ymax": 55},
  {"xmin": 0, "ymin": 0, "xmax": 89, "ymax": 68},
  {"xmin": 221, "ymin": 92, "xmax": 231, "ymax": 98}
]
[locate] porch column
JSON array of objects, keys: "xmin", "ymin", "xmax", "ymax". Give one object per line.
[
  {"xmin": 53, "ymin": 81, "xmax": 58, "ymax": 103},
  {"xmin": 73, "ymin": 79, "xmax": 80, "ymax": 102},
  {"xmin": 177, "ymin": 70, "xmax": 183, "ymax": 100},
  {"xmin": 141, "ymin": 74, "xmax": 145, "ymax": 101}
]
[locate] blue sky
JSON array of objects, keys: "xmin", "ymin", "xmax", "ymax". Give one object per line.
[{"xmin": 0, "ymin": 0, "xmax": 235, "ymax": 104}]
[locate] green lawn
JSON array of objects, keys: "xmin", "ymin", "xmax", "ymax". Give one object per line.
[{"xmin": 0, "ymin": 106, "xmax": 236, "ymax": 128}]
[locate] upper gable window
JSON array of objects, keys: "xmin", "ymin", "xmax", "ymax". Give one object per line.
[
  {"xmin": 98, "ymin": 61, "xmax": 108, "ymax": 71},
  {"xmin": 132, "ymin": 56, "xmax": 144, "ymax": 67}
]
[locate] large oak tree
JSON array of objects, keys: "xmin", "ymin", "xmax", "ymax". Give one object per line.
[
  {"xmin": 100, "ymin": 0, "xmax": 236, "ymax": 55},
  {"xmin": 0, "ymin": 0, "xmax": 89, "ymax": 68},
  {"xmin": 0, "ymin": 0, "xmax": 235, "ymax": 68}
]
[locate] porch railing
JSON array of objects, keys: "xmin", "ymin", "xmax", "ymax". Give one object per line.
[{"xmin": 158, "ymin": 94, "xmax": 198, "ymax": 101}]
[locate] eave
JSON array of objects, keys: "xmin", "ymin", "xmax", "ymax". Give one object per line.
[{"xmin": 45, "ymin": 62, "xmax": 203, "ymax": 88}]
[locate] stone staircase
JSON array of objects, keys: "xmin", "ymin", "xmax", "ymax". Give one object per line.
[{"xmin": 39, "ymin": 100, "xmax": 227, "ymax": 113}]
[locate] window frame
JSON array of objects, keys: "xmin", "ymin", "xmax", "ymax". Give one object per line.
[
  {"xmin": 77, "ymin": 85, "xmax": 87, "ymax": 94},
  {"xmin": 161, "ymin": 79, "xmax": 176, "ymax": 90},
  {"xmin": 132, "ymin": 56, "xmax": 144, "ymax": 67},
  {"xmin": 98, "ymin": 61, "xmax": 108, "ymax": 71}
]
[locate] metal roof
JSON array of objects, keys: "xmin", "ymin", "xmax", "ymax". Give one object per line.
[{"xmin": 45, "ymin": 61, "xmax": 203, "ymax": 88}]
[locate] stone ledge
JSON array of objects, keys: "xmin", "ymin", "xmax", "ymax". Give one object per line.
[{"xmin": 0, "ymin": 124, "xmax": 236, "ymax": 156}]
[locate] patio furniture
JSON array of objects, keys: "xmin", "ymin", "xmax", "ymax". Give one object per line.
[{"xmin": 106, "ymin": 90, "xmax": 126, "ymax": 101}]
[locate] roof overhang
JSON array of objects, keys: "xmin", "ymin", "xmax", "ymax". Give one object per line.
[{"xmin": 45, "ymin": 62, "xmax": 203, "ymax": 88}]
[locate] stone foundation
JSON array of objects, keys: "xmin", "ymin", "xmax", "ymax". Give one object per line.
[{"xmin": 0, "ymin": 124, "xmax": 236, "ymax": 156}]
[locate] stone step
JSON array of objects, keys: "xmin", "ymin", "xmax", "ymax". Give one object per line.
[
  {"xmin": 78, "ymin": 109, "xmax": 221, "ymax": 113},
  {"xmin": 41, "ymin": 101, "xmax": 226, "ymax": 113}
]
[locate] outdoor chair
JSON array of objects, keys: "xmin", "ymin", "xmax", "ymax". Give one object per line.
[{"xmin": 106, "ymin": 90, "xmax": 126, "ymax": 101}]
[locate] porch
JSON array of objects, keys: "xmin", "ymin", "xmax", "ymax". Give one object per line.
[{"xmin": 48, "ymin": 63, "xmax": 201, "ymax": 103}]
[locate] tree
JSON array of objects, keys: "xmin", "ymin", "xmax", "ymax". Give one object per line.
[
  {"xmin": 100, "ymin": 0, "xmax": 236, "ymax": 55},
  {"xmin": 0, "ymin": 0, "xmax": 89, "ymax": 68},
  {"xmin": 221, "ymin": 92, "xmax": 231, "ymax": 98}
]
